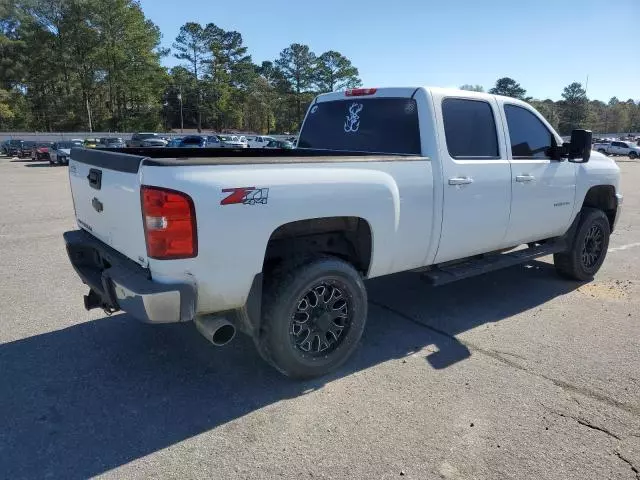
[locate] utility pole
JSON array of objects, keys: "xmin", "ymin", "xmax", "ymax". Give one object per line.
[
  {"xmin": 178, "ymin": 86, "xmax": 184, "ymax": 134},
  {"xmin": 585, "ymin": 74, "xmax": 589, "ymax": 96},
  {"xmin": 86, "ymin": 97, "xmax": 93, "ymax": 133}
]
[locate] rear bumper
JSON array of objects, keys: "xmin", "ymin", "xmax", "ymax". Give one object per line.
[{"xmin": 63, "ymin": 229, "xmax": 196, "ymax": 323}]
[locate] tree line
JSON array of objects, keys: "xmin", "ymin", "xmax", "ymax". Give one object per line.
[
  {"xmin": 1, "ymin": 1, "xmax": 638, "ymax": 135},
  {"xmin": 461, "ymin": 78, "xmax": 640, "ymax": 136},
  {"xmin": 0, "ymin": 0, "xmax": 361, "ymax": 133}
]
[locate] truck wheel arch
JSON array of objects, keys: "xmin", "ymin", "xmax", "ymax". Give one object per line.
[
  {"xmin": 581, "ymin": 185, "xmax": 618, "ymax": 232},
  {"xmin": 263, "ymin": 217, "xmax": 374, "ymax": 276}
]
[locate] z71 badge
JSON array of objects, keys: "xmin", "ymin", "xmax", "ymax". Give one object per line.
[{"xmin": 221, "ymin": 187, "xmax": 269, "ymax": 205}]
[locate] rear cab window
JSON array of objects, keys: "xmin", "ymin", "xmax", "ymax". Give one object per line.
[
  {"xmin": 297, "ymin": 98, "xmax": 421, "ymax": 155},
  {"xmin": 441, "ymin": 98, "xmax": 499, "ymax": 159}
]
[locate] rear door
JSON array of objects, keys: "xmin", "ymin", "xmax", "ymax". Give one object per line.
[
  {"xmin": 500, "ymin": 102, "xmax": 576, "ymax": 245},
  {"xmin": 68, "ymin": 149, "xmax": 148, "ymax": 265},
  {"xmin": 433, "ymin": 96, "xmax": 512, "ymax": 263}
]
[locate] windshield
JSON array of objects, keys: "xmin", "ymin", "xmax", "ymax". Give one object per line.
[
  {"xmin": 105, "ymin": 138, "xmax": 123, "ymax": 143},
  {"xmin": 297, "ymin": 98, "xmax": 421, "ymax": 155},
  {"xmin": 138, "ymin": 133, "xmax": 157, "ymax": 139},
  {"xmin": 219, "ymin": 136, "xmax": 232, "ymax": 141}
]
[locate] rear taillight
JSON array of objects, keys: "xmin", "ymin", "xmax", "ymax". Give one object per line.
[
  {"xmin": 345, "ymin": 88, "xmax": 377, "ymax": 97},
  {"xmin": 141, "ymin": 186, "xmax": 197, "ymax": 259}
]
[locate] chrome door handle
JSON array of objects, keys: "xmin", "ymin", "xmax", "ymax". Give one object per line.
[
  {"xmin": 516, "ymin": 174, "xmax": 535, "ymax": 183},
  {"xmin": 448, "ymin": 177, "xmax": 474, "ymax": 185}
]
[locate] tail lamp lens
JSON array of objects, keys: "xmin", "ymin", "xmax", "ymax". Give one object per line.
[{"xmin": 141, "ymin": 186, "xmax": 197, "ymax": 259}]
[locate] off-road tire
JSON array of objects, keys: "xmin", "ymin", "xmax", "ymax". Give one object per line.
[
  {"xmin": 256, "ymin": 256, "xmax": 367, "ymax": 379},
  {"xmin": 554, "ymin": 208, "xmax": 610, "ymax": 281}
]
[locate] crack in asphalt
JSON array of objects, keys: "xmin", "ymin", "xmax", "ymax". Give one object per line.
[
  {"xmin": 369, "ymin": 300, "xmax": 640, "ymax": 417},
  {"xmin": 615, "ymin": 451, "xmax": 640, "ymax": 480},
  {"xmin": 541, "ymin": 406, "xmax": 622, "ymax": 440},
  {"xmin": 575, "ymin": 418, "xmax": 622, "ymax": 440}
]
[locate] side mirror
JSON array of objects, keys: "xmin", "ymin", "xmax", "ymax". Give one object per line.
[{"xmin": 567, "ymin": 129, "xmax": 592, "ymax": 163}]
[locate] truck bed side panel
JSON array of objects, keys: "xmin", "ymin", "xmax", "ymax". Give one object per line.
[{"xmin": 140, "ymin": 160, "xmax": 434, "ymax": 314}]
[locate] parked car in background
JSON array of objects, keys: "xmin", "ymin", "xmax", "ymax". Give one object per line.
[
  {"xmin": 127, "ymin": 132, "xmax": 168, "ymax": 147},
  {"xmin": 50, "ymin": 140, "xmax": 83, "ymax": 166},
  {"xmin": 179, "ymin": 135, "xmax": 207, "ymax": 148},
  {"xmin": 237, "ymin": 135, "xmax": 248, "ymax": 146},
  {"xmin": 217, "ymin": 135, "xmax": 248, "ymax": 148},
  {"xmin": 30, "ymin": 141, "xmax": 54, "ymax": 161},
  {"xmin": 166, "ymin": 137, "xmax": 183, "ymax": 148},
  {"xmin": 595, "ymin": 141, "xmax": 640, "ymax": 158},
  {"xmin": 247, "ymin": 135, "xmax": 276, "ymax": 148},
  {"xmin": 264, "ymin": 139, "xmax": 295, "ymax": 149},
  {"xmin": 83, "ymin": 138, "xmax": 99, "ymax": 149},
  {"xmin": 17, "ymin": 141, "xmax": 36, "ymax": 158},
  {"xmin": 206, "ymin": 136, "xmax": 223, "ymax": 148},
  {"xmin": 4, "ymin": 140, "xmax": 24, "ymax": 157},
  {"xmin": 96, "ymin": 137, "xmax": 126, "ymax": 149}
]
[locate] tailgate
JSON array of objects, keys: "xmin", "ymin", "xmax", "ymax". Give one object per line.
[{"xmin": 68, "ymin": 148, "xmax": 148, "ymax": 266}]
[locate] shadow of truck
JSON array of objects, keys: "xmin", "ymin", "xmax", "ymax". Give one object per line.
[{"xmin": 0, "ymin": 260, "xmax": 578, "ymax": 479}]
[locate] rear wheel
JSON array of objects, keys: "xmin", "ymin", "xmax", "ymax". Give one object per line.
[
  {"xmin": 629, "ymin": 151, "xmax": 638, "ymax": 159},
  {"xmin": 597, "ymin": 149, "xmax": 606, "ymax": 154},
  {"xmin": 554, "ymin": 208, "xmax": 610, "ymax": 281},
  {"xmin": 256, "ymin": 256, "xmax": 367, "ymax": 379}
]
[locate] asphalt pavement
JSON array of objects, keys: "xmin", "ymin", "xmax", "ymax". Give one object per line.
[{"xmin": 1, "ymin": 155, "xmax": 639, "ymax": 480}]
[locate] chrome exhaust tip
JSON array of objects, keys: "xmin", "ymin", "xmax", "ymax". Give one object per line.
[{"xmin": 194, "ymin": 316, "xmax": 236, "ymax": 347}]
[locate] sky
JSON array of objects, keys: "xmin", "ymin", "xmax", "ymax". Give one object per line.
[{"xmin": 138, "ymin": 0, "xmax": 639, "ymax": 102}]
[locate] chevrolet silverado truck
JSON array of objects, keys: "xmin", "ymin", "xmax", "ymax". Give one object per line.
[{"xmin": 63, "ymin": 87, "xmax": 622, "ymax": 379}]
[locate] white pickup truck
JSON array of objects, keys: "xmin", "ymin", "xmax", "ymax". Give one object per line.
[
  {"xmin": 594, "ymin": 140, "xmax": 640, "ymax": 158},
  {"xmin": 63, "ymin": 87, "xmax": 622, "ymax": 378}
]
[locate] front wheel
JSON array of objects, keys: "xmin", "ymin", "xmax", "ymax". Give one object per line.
[
  {"xmin": 257, "ymin": 257, "xmax": 368, "ymax": 379},
  {"xmin": 629, "ymin": 151, "xmax": 638, "ymax": 159},
  {"xmin": 554, "ymin": 208, "xmax": 610, "ymax": 281}
]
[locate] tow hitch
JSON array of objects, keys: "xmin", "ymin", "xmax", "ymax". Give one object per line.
[{"xmin": 83, "ymin": 289, "xmax": 119, "ymax": 315}]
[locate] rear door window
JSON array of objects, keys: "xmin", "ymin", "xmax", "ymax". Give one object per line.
[
  {"xmin": 297, "ymin": 98, "xmax": 421, "ymax": 155},
  {"xmin": 442, "ymin": 98, "xmax": 499, "ymax": 159}
]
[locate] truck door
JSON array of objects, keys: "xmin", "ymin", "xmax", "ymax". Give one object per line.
[
  {"xmin": 500, "ymin": 102, "xmax": 576, "ymax": 245},
  {"xmin": 434, "ymin": 97, "xmax": 512, "ymax": 263}
]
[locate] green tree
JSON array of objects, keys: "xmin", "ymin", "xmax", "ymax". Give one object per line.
[
  {"xmin": 0, "ymin": 1, "xmax": 26, "ymax": 90},
  {"xmin": 459, "ymin": 84, "xmax": 484, "ymax": 92},
  {"xmin": 173, "ymin": 22, "xmax": 220, "ymax": 131},
  {"xmin": 0, "ymin": 88, "xmax": 14, "ymax": 125},
  {"xmin": 530, "ymin": 99, "xmax": 560, "ymax": 131},
  {"xmin": 314, "ymin": 50, "xmax": 361, "ymax": 93},
  {"xmin": 558, "ymin": 82, "xmax": 588, "ymax": 134},
  {"xmin": 92, "ymin": 0, "xmax": 166, "ymax": 131},
  {"xmin": 488, "ymin": 77, "xmax": 526, "ymax": 99},
  {"xmin": 275, "ymin": 43, "xmax": 316, "ymax": 126}
]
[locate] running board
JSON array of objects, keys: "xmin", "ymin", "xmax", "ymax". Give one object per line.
[{"xmin": 422, "ymin": 240, "xmax": 567, "ymax": 286}]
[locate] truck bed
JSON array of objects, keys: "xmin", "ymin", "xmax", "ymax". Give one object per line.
[{"xmin": 70, "ymin": 147, "xmax": 425, "ymax": 172}]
